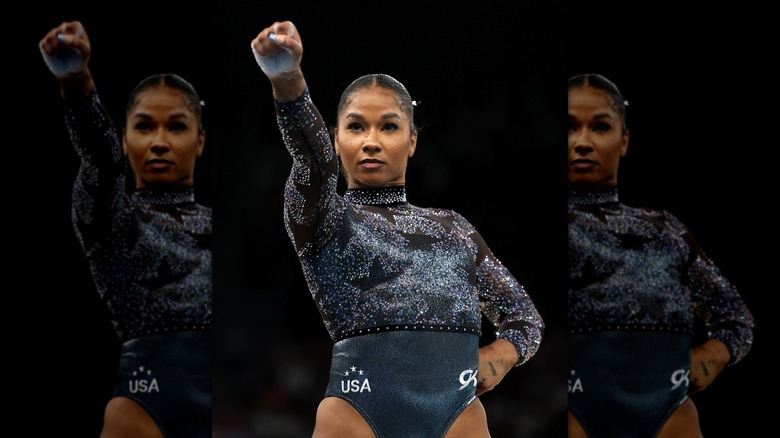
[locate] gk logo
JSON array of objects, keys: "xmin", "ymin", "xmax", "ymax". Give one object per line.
[
  {"xmin": 670, "ymin": 368, "xmax": 690, "ymax": 391},
  {"xmin": 459, "ymin": 369, "xmax": 478, "ymax": 390}
]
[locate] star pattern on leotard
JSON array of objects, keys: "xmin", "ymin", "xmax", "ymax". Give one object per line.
[
  {"xmin": 343, "ymin": 365, "xmax": 367, "ymax": 377},
  {"xmin": 131, "ymin": 365, "xmax": 153, "ymax": 377}
]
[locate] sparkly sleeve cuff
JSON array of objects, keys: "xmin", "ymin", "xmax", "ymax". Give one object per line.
[
  {"xmin": 499, "ymin": 320, "xmax": 543, "ymax": 367},
  {"xmin": 275, "ymin": 87, "xmax": 313, "ymax": 131},
  {"xmin": 64, "ymin": 88, "xmax": 102, "ymax": 129},
  {"xmin": 64, "ymin": 88, "xmax": 125, "ymax": 164},
  {"xmin": 711, "ymin": 325, "xmax": 754, "ymax": 366}
]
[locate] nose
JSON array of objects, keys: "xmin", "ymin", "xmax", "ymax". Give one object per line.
[
  {"xmin": 362, "ymin": 129, "xmax": 381, "ymax": 153},
  {"xmin": 572, "ymin": 129, "xmax": 593, "ymax": 155},
  {"xmin": 150, "ymin": 128, "xmax": 170, "ymax": 155}
]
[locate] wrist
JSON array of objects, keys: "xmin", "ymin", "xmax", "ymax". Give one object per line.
[
  {"xmin": 271, "ymin": 72, "xmax": 307, "ymax": 102},
  {"xmin": 59, "ymin": 69, "xmax": 95, "ymax": 101}
]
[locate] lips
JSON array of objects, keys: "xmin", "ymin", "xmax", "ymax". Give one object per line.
[
  {"xmin": 146, "ymin": 158, "xmax": 174, "ymax": 171},
  {"xmin": 570, "ymin": 158, "xmax": 596, "ymax": 171},
  {"xmin": 359, "ymin": 158, "xmax": 384, "ymax": 169}
]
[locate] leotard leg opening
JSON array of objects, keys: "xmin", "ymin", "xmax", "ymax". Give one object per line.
[
  {"xmin": 325, "ymin": 330, "xmax": 480, "ymax": 438},
  {"xmin": 569, "ymin": 331, "xmax": 691, "ymax": 438},
  {"xmin": 113, "ymin": 331, "xmax": 211, "ymax": 438}
]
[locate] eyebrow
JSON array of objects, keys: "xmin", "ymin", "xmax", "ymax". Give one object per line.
[
  {"xmin": 344, "ymin": 112, "xmax": 402, "ymax": 121},
  {"xmin": 592, "ymin": 113, "xmax": 614, "ymax": 120},
  {"xmin": 567, "ymin": 112, "xmax": 615, "ymax": 121},
  {"xmin": 132, "ymin": 112, "xmax": 191, "ymax": 121}
]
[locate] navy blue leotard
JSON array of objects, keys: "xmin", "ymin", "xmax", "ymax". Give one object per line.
[
  {"xmin": 65, "ymin": 91, "xmax": 211, "ymax": 438},
  {"xmin": 274, "ymin": 88, "xmax": 544, "ymax": 438},
  {"xmin": 568, "ymin": 185, "xmax": 754, "ymax": 438}
]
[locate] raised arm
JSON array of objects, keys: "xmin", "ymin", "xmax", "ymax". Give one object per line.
[
  {"xmin": 250, "ymin": 21, "xmax": 341, "ymax": 256},
  {"xmin": 40, "ymin": 21, "xmax": 126, "ymax": 252}
]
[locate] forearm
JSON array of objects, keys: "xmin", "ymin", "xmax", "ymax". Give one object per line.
[
  {"xmin": 481, "ymin": 339, "xmax": 519, "ymax": 373},
  {"xmin": 476, "ymin": 339, "xmax": 518, "ymax": 395},
  {"xmin": 689, "ymin": 338, "xmax": 731, "ymax": 394},
  {"xmin": 476, "ymin": 254, "xmax": 544, "ymax": 366},
  {"xmin": 67, "ymin": 90, "xmax": 126, "ymax": 249},
  {"xmin": 277, "ymin": 88, "xmax": 339, "ymax": 255},
  {"xmin": 59, "ymin": 69, "xmax": 95, "ymax": 102},
  {"xmin": 270, "ymin": 70, "xmax": 307, "ymax": 103}
]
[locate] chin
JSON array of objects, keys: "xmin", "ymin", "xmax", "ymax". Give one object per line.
[
  {"xmin": 140, "ymin": 178, "xmax": 186, "ymax": 188},
  {"xmin": 352, "ymin": 178, "xmax": 388, "ymax": 189},
  {"xmin": 569, "ymin": 173, "xmax": 603, "ymax": 186}
]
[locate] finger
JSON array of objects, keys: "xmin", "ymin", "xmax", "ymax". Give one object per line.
[
  {"xmin": 251, "ymin": 27, "xmax": 278, "ymax": 56},
  {"xmin": 58, "ymin": 33, "xmax": 74, "ymax": 45},
  {"xmin": 39, "ymin": 38, "xmax": 54, "ymax": 55},
  {"xmin": 59, "ymin": 21, "xmax": 85, "ymax": 38},
  {"xmin": 55, "ymin": 21, "xmax": 87, "ymax": 46},
  {"xmin": 39, "ymin": 25, "xmax": 65, "ymax": 54},
  {"xmin": 268, "ymin": 32, "xmax": 302, "ymax": 57},
  {"xmin": 271, "ymin": 20, "xmax": 297, "ymax": 39}
]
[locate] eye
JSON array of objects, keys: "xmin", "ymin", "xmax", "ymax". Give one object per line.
[
  {"xmin": 382, "ymin": 122, "xmax": 399, "ymax": 132},
  {"xmin": 593, "ymin": 122, "xmax": 612, "ymax": 132},
  {"xmin": 134, "ymin": 121, "xmax": 152, "ymax": 132},
  {"xmin": 169, "ymin": 122, "xmax": 188, "ymax": 132},
  {"xmin": 567, "ymin": 122, "xmax": 577, "ymax": 133},
  {"xmin": 346, "ymin": 122, "xmax": 364, "ymax": 132}
]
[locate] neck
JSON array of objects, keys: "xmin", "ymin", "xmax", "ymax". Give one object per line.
[
  {"xmin": 343, "ymin": 185, "xmax": 407, "ymax": 206},
  {"xmin": 568, "ymin": 184, "xmax": 619, "ymax": 206}
]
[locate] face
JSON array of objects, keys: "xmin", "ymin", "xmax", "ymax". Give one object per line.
[
  {"xmin": 123, "ymin": 86, "xmax": 205, "ymax": 189},
  {"xmin": 568, "ymin": 85, "xmax": 628, "ymax": 186},
  {"xmin": 334, "ymin": 86, "xmax": 417, "ymax": 189}
]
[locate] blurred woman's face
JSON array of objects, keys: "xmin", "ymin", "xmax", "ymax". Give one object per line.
[
  {"xmin": 568, "ymin": 86, "xmax": 628, "ymax": 186},
  {"xmin": 123, "ymin": 86, "xmax": 205, "ymax": 189}
]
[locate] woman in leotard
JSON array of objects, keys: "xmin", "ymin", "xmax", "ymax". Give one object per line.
[
  {"xmin": 40, "ymin": 21, "xmax": 211, "ymax": 438},
  {"xmin": 250, "ymin": 20, "xmax": 544, "ymax": 438},
  {"xmin": 567, "ymin": 73, "xmax": 755, "ymax": 438}
]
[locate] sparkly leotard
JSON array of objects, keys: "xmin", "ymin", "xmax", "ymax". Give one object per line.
[
  {"xmin": 65, "ymin": 91, "xmax": 211, "ymax": 438},
  {"xmin": 275, "ymin": 88, "xmax": 543, "ymax": 438},
  {"xmin": 568, "ymin": 185, "xmax": 754, "ymax": 438}
]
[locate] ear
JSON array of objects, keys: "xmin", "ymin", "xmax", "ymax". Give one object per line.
[
  {"xmin": 408, "ymin": 130, "xmax": 418, "ymax": 157},
  {"xmin": 196, "ymin": 130, "xmax": 206, "ymax": 157},
  {"xmin": 333, "ymin": 127, "xmax": 341, "ymax": 156},
  {"xmin": 620, "ymin": 129, "xmax": 629, "ymax": 157},
  {"xmin": 122, "ymin": 127, "xmax": 128, "ymax": 155}
]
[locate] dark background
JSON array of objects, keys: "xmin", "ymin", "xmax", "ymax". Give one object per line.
[
  {"xmin": 568, "ymin": 2, "xmax": 771, "ymax": 436},
  {"xmin": 21, "ymin": 2, "xmax": 566, "ymax": 437}
]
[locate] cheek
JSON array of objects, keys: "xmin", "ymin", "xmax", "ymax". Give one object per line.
[
  {"xmin": 604, "ymin": 142, "xmax": 624, "ymax": 168},
  {"xmin": 123, "ymin": 139, "xmax": 145, "ymax": 161},
  {"xmin": 180, "ymin": 138, "xmax": 205, "ymax": 161},
  {"xmin": 337, "ymin": 138, "xmax": 362, "ymax": 157}
]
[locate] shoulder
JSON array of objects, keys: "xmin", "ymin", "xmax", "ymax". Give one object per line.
[
  {"xmin": 619, "ymin": 202, "xmax": 682, "ymax": 223},
  {"xmin": 195, "ymin": 203, "xmax": 213, "ymax": 215},
  {"xmin": 408, "ymin": 203, "xmax": 464, "ymax": 219},
  {"xmin": 425, "ymin": 206, "xmax": 478, "ymax": 232}
]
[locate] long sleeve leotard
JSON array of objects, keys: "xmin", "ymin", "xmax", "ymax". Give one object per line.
[
  {"xmin": 275, "ymin": 88, "xmax": 542, "ymax": 364},
  {"xmin": 568, "ymin": 185, "xmax": 754, "ymax": 364},
  {"xmin": 65, "ymin": 90, "xmax": 212, "ymax": 342}
]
